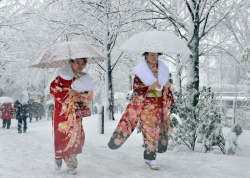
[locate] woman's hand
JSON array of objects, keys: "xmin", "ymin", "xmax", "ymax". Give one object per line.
[
  {"xmin": 148, "ymin": 81, "xmax": 160, "ymax": 90},
  {"xmin": 68, "ymin": 89, "xmax": 78, "ymax": 96},
  {"xmin": 155, "ymin": 83, "xmax": 161, "ymax": 89},
  {"xmin": 68, "ymin": 89, "xmax": 80, "ymax": 102},
  {"xmin": 72, "ymin": 95, "xmax": 81, "ymax": 102}
]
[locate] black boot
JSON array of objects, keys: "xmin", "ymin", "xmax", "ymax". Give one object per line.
[
  {"xmin": 2, "ymin": 120, "xmax": 6, "ymax": 128},
  {"xmin": 7, "ymin": 120, "xmax": 11, "ymax": 129},
  {"xmin": 18, "ymin": 129, "xmax": 22, "ymax": 133}
]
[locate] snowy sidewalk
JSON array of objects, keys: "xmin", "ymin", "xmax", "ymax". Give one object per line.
[{"xmin": 0, "ymin": 115, "xmax": 250, "ymax": 178}]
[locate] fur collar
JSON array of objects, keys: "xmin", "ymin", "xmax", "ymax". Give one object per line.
[
  {"xmin": 71, "ymin": 73, "xmax": 93, "ymax": 92},
  {"xmin": 133, "ymin": 60, "xmax": 169, "ymax": 86},
  {"xmin": 57, "ymin": 64, "xmax": 75, "ymax": 80},
  {"xmin": 57, "ymin": 64, "xmax": 93, "ymax": 92}
]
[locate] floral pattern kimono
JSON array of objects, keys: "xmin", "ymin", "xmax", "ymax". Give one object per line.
[
  {"xmin": 50, "ymin": 64, "xmax": 93, "ymax": 168},
  {"xmin": 108, "ymin": 60, "xmax": 174, "ymax": 160}
]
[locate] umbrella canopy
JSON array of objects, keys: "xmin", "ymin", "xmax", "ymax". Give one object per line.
[
  {"xmin": 120, "ymin": 31, "xmax": 192, "ymax": 54},
  {"xmin": 0, "ymin": 97, "xmax": 14, "ymax": 103},
  {"xmin": 30, "ymin": 42, "xmax": 108, "ymax": 68},
  {"xmin": 18, "ymin": 90, "xmax": 29, "ymax": 105}
]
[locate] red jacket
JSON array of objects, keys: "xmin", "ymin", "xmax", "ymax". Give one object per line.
[{"xmin": 0, "ymin": 103, "xmax": 16, "ymax": 120}]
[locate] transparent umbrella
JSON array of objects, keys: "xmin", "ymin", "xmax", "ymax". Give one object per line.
[
  {"xmin": 18, "ymin": 90, "xmax": 29, "ymax": 105},
  {"xmin": 29, "ymin": 41, "xmax": 108, "ymax": 68},
  {"xmin": 120, "ymin": 31, "xmax": 192, "ymax": 54}
]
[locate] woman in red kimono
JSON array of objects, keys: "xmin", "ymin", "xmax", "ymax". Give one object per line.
[
  {"xmin": 108, "ymin": 52, "xmax": 174, "ymax": 170},
  {"xmin": 0, "ymin": 102, "xmax": 16, "ymax": 129},
  {"xmin": 50, "ymin": 58, "xmax": 93, "ymax": 175}
]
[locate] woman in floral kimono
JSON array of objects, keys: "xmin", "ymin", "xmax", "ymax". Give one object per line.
[
  {"xmin": 108, "ymin": 52, "xmax": 174, "ymax": 170},
  {"xmin": 50, "ymin": 58, "xmax": 93, "ymax": 175}
]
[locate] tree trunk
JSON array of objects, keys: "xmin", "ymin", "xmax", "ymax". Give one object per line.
[
  {"xmin": 129, "ymin": 74, "xmax": 133, "ymax": 90},
  {"xmin": 188, "ymin": 20, "xmax": 200, "ymax": 106},
  {"xmin": 107, "ymin": 51, "xmax": 115, "ymax": 120},
  {"xmin": 103, "ymin": 0, "xmax": 115, "ymax": 120},
  {"xmin": 190, "ymin": 134, "xmax": 196, "ymax": 151},
  {"xmin": 174, "ymin": 54, "xmax": 182, "ymax": 92}
]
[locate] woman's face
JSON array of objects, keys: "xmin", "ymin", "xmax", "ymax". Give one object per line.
[
  {"xmin": 71, "ymin": 58, "xmax": 86, "ymax": 74},
  {"xmin": 145, "ymin": 53, "xmax": 159, "ymax": 66}
]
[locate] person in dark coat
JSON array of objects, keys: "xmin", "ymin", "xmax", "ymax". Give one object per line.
[
  {"xmin": 14, "ymin": 100, "xmax": 29, "ymax": 133},
  {"xmin": 14, "ymin": 90, "xmax": 29, "ymax": 133},
  {"xmin": 28, "ymin": 100, "xmax": 45, "ymax": 122},
  {"xmin": 0, "ymin": 103, "xmax": 16, "ymax": 129}
]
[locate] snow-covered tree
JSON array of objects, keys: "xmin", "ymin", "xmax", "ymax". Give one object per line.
[{"xmin": 139, "ymin": 0, "xmax": 237, "ymax": 106}]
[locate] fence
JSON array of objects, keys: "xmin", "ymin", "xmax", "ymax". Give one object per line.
[{"xmin": 214, "ymin": 96, "xmax": 250, "ymax": 130}]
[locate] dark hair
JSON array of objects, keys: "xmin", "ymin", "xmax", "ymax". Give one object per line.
[
  {"xmin": 70, "ymin": 58, "xmax": 87, "ymax": 64},
  {"xmin": 142, "ymin": 52, "xmax": 163, "ymax": 56},
  {"xmin": 142, "ymin": 52, "xmax": 162, "ymax": 61}
]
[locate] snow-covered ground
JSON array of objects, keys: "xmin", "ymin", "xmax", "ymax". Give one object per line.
[{"xmin": 0, "ymin": 114, "xmax": 250, "ymax": 178}]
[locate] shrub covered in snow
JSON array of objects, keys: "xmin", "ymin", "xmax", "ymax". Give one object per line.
[
  {"xmin": 126, "ymin": 90, "xmax": 134, "ymax": 102},
  {"xmin": 169, "ymin": 86, "xmax": 243, "ymax": 155},
  {"xmin": 169, "ymin": 86, "xmax": 224, "ymax": 152}
]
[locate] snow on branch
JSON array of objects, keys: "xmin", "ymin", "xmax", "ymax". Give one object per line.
[
  {"xmin": 199, "ymin": 0, "xmax": 233, "ymax": 39},
  {"xmin": 149, "ymin": 0, "xmax": 188, "ymax": 32}
]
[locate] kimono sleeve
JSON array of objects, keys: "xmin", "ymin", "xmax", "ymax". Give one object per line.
[
  {"xmin": 50, "ymin": 76, "xmax": 69, "ymax": 103},
  {"xmin": 133, "ymin": 75, "xmax": 149, "ymax": 100},
  {"xmin": 78, "ymin": 91, "xmax": 93, "ymax": 106},
  {"xmin": 164, "ymin": 82, "xmax": 175, "ymax": 107}
]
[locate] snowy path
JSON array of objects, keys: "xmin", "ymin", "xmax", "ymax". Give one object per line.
[{"xmin": 0, "ymin": 115, "xmax": 250, "ymax": 178}]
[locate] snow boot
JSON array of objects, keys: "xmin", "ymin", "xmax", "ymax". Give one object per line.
[{"xmin": 54, "ymin": 159, "xmax": 62, "ymax": 171}]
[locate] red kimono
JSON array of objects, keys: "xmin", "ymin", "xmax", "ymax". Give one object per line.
[
  {"xmin": 108, "ymin": 60, "xmax": 174, "ymax": 160},
  {"xmin": 50, "ymin": 74, "xmax": 93, "ymax": 159}
]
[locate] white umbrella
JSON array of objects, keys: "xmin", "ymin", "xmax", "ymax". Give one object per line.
[
  {"xmin": 18, "ymin": 90, "xmax": 29, "ymax": 105},
  {"xmin": 29, "ymin": 42, "xmax": 108, "ymax": 68},
  {"xmin": 120, "ymin": 31, "xmax": 192, "ymax": 54},
  {"xmin": 0, "ymin": 97, "xmax": 14, "ymax": 103}
]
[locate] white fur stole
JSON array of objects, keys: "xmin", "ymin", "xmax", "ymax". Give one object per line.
[
  {"xmin": 133, "ymin": 60, "xmax": 169, "ymax": 86},
  {"xmin": 57, "ymin": 64, "xmax": 93, "ymax": 92}
]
